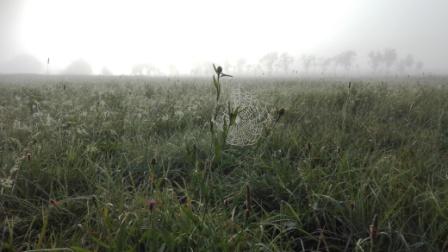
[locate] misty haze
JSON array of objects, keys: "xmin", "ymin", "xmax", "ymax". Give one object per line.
[{"xmin": 1, "ymin": 0, "xmax": 448, "ymax": 251}]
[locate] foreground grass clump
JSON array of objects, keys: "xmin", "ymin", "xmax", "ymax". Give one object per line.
[{"xmin": 1, "ymin": 75, "xmax": 448, "ymax": 251}]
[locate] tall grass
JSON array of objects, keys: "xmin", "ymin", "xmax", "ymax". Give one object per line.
[{"xmin": 1, "ymin": 75, "xmax": 448, "ymax": 251}]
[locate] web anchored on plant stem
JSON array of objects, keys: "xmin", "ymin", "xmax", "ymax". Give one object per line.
[{"xmin": 216, "ymin": 82, "xmax": 273, "ymax": 146}]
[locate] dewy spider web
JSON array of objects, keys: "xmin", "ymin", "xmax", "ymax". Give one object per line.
[{"xmin": 216, "ymin": 82, "xmax": 273, "ymax": 146}]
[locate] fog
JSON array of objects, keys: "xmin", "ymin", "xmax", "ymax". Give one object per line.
[
  {"xmin": 0, "ymin": 1, "xmax": 24, "ymax": 62},
  {"xmin": 1, "ymin": 0, "xmax": 447, "ymax": 75}
]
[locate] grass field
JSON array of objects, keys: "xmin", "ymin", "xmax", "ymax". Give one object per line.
[{"xmin": 1, "ymin": 74, "xmax": 448, "ymax": 251}]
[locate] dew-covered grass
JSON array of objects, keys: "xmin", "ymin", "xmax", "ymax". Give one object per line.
[{"xmin": 1, "ymin": 75, "xmax": 448, "ymax": 251}]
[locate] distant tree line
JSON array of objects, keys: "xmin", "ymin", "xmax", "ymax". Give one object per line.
[
  {"xmin": 0, "ymin": 49, "xmax": 426, "ymax": 76},
  {"xmin": 368, "ymin": 49, "xmax": 423, "ymax": 74},
  {"xmin": 189, "ymin": 49, "xmax": 425, "ymax": 76}
]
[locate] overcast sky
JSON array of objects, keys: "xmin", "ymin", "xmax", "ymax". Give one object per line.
[{"xmin": 0, "ymin": 0, "xmax": 447, "ymax": 74}]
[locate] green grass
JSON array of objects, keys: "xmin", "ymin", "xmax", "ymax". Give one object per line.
[{"xmin": 1, "ymin": 75, "xmax": 448, "ymax": 251}]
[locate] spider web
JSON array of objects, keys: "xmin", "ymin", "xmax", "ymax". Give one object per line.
[{"xmin": 216, "ymin": 84, "xmax": 273, "ymax": 146}]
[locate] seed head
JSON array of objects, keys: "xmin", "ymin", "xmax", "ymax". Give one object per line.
[
  {"xmin": 216, "ymin": 66, "xmax": 223, "ymax": 75},
  {"xmin": 49, "ymin": 199, "xmax": 60, "ymax": 207},
  {"xmin": 276, "ymin": 108, "xmax": 286, "ymax": 122},
  {"xmin": 146, "ymin": 199, "xmax": 157, "ymax": 212},
  {"xmin": 245, "ymin": 209, "xmax": 251, "ymax": 220},
  {"xmin": 179, "ymin": 196, "xmax": 188, "ymax": 205},
  {"xmin": 278, "ymin": 108, "xmax": 285, "ymax": 116}
]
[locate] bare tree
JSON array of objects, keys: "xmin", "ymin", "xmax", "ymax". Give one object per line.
[
  {"xmin": 404, "ymin": 54, "xmax": 415, "ymax": 68},
  {"xmin": 276, "ymin": 52, "xmax": 294, "ymax": 74},
  {"xmin": 368, "ymin": 49, "xmax": 397, "ymax": 73},
  {"xmin": 383, "ymin": 49, "xmax": 397, "ymax": 72},
  {"xmin": 132, "ymin": 64, "xmax": 161, "ymax": 76},
  {"xmin": 168, "ymin": 64, "xmax": 179, "ymax": 76},
  {"xmin": 259, "ymin": 52, "xmax": 278, "ymax": 75},
  {"xmin": 190, "ymin": 62, "xmax": 212, "ymax": 76},
  {"xmin": 101, "ymin": 67, "xmax": 112, "ymax": 75},
  {"xmin": 319, "ymin": 58, "xmax": 333, "ymax": 75},
  {"xmin": 333, "ymin": 50, "xmax": 357, "ymax": 71},
  {"xmin": 397, "ymin": 54, "xmax": 415, "ymax": 74},
  {"xmin": 0, "ymin": 54, "xmax": 43, "ymax": 74},
  {"xmin": 415, "ymin": 61, "xmax": 424, "ymax": 72},
  {"xmin": 132, "ymin": 64, "xmax": 146, "ymax": 75},
  {"xmin": 64, "ymin": 59, "xmax": 93, "ymax": 75},
  {"xmin": 368, "ymin": 51, "xmax": 382, "ymax": 73},
  {"xmin": 301, "ymin": 54, "xmax": 316, "ymax": 74}
]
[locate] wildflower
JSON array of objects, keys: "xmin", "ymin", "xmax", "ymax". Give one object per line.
[
  {"xmin": 49, "ymin": 199, "xmax": 61, "ymax": 207},
  {"xmin": 146, "ymin": 199, "xmax": 157, "ymax": 212},
  {"xmin": 349, "ymin": 201, "xmax": 355, "ymax": 211},
  {"xmin": 179, "ymin": 196, "xmax": 188, "ymax": 205}
]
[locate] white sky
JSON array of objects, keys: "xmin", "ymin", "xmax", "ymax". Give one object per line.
[{"xmin": 1, "ymin": 0, "xmax": 448, "ymax": 74}]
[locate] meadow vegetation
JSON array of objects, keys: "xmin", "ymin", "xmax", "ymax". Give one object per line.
[{"xmin": 1, "ymin": 74, "xmax": 448, "ymax": 251}]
